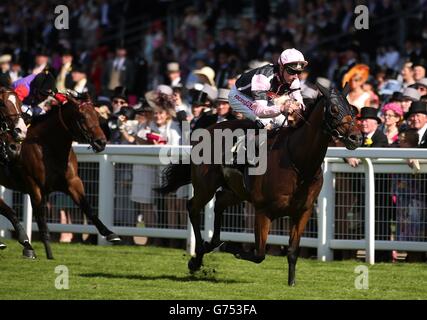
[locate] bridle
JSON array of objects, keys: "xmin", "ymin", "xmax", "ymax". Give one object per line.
[
  {"xmin": 0, "ymin": 90, "xmax": 25, "ymax": 135},
  {"xmin": 57, "ymin": 98, "xmax": 98, "ymax": 146},
  {"xmin": 322, "ymin": 93, "xmax": 357, "ymax": 140}
]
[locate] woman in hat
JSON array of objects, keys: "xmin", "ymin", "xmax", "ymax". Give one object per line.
[
  {"xmin": 228, "ymin": 48, "xmax": 307, "ymax": 129},
  {"xmin": 342, "ymin": 64, "xmax": 371, "ymax": 112},
  {"xmin": 381, "ymin": 102, "xmax": 404, "ymax": 145}
]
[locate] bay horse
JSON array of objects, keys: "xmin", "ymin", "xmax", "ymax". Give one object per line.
[
  {"xmin": 157, "ymin": 83, "xmax": 362, "ymax": 286},
  {"xmin": 0, "ymin": 88, "xmax": 28, "ymax": 251},
  {"xmin": 0, "ymin": 93, "xmax": 120, "ymax": 259}
]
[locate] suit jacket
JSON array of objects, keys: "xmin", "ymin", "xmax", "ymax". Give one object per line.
[
  {"xmin": 102, "ymin": 58, "xmax": 134, "ymax": 92},
  {"xmin": 419, "ymin": 129, "xmax": 427, "ymax": 148},
  {"xmin": 363, "ymin": 129, "xmax": 388, "ymax": 147}
]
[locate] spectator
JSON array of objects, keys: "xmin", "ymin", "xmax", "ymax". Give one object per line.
[
  {"xmin": 108, "ymin": 86, "xmax": 130, "ymax": 144},
  {"xmin": 412, "ymin": 78, "xmax": 427, "ymax": 97},
  {"xmin": 166, "ymin": 62, "xmax": 182, "ymax": 87},
  {"xmin": 194, "ymin": 88, "xmax": 236, "ymax": 128},
  {"xmin": 193, "ymin": 66, "xmax": 216, "ymax": 87},
  {"xmin": 342, "ymin": 64, "xmax": 370, "ymax": 112},
  {"xmin": 413, "ymin": 59, "xmax": 426, "ymax": 82},
  {"xmin": 405, "ymin": 101, "xmax": 427, "ymax": 148},
  {"xmin": 381, "ymin": 103, "xmax": 404, "ymax": 146},
  {"xmin": 71, "ymin": 63, "xmax": 95, "ymax": 99},
  {"xmin": 401, "ymin": 87, "xmax": 421, "ymax": 115},
  {"xmin": 56, "ymin": 49, "xmax": 74, "ymax": 92},
  {"xmin": 400, "ymin": 61, "xmax": 415, "ymax": 89},
  {"xmin": 189, "ymin": 84, "xmax": 217, "ymax": 130},
  {"xmin": 31, "ymin": 49, "xmax": 54, "ymax": 75},
  {"xmin": 103, "ymin": 47, "xmax": 134, "ymax": 96}
]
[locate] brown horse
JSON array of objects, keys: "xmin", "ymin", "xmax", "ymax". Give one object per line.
[
  {"xmin": 0, "ymin": 88, "xmax": 27, "ymax": 142},
  {"xmin": 157, "ymin": 83, "xmax": 362, "ymax": 286},
  {"xmin": 0, "ymin": 93, "xmax": 120, "ymax": 259}
]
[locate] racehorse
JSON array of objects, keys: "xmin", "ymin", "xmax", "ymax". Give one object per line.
[
  {"xmin": 0, "ymin": 93, "xmax": 120, "ymax": 259},
  {"xmin": 0, "ymin": 88, "xmax": 27, "ymax": 251},
  {"xmin": 157, "ymin": 83, "xmax": 362, "ymax": 286}
]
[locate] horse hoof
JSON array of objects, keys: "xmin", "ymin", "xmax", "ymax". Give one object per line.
[
  {"xmin": 106, "ymin": 234, "xmax": 121, "ymax": 243},
  {"xmin": 0, "ymin": 243, "xmax": 6, "ymax": 250},
  {"xmin": 188, "ymin": 257, "xmax": 202, "ymax": 272},
  {"xmin": 288, "ymin": 280, "xmax": 296, "ymax": 287},
  {"xmin": 23, "ymin": 249, "xmax": 36, "ymax": 259},
  {"xmin": 47, "ymin": 255, "xmax": 54, "ymax": 260}
]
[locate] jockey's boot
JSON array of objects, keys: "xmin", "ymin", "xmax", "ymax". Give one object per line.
[{"xmin": 230, "ymin": 120, "xmax": 265, "ymax": 167}]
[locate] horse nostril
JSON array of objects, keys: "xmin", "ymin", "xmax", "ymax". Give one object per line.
[{"xmin": 9, "ymin": 144, "xmax": 17, "ymax": 151}]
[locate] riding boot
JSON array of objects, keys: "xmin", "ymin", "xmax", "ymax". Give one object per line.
[{"xmin": 231, "ymin": 120, "xmax": 265, "ymax": 166}]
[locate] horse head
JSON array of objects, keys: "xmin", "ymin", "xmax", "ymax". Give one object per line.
[
  {"xmin": 317, "ymin": 82, "xmax": 362, "ymax": 150},
  {"xmin": 0, "ymin": 88, "xmax": 27, "ymax": 142},
  {"xmin": 63, "ymin": 92, "xmax": 107, "ymax": 152}
]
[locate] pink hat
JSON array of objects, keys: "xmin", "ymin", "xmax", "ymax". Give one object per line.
[{"xmin": 382, "ymin": 102, "xmax": 403, "ymax": 117}]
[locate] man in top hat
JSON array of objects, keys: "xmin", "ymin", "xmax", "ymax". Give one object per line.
[
  {"xmin": 110, "ymin": 86, "xmax": 129, "ymax": 114},
  {"xmin": 413, "ymin": 59, "xmax": 426, "ymax": 83},
  {"xmin": 56, "ymin": 49, "xmax": 75, "ymax": 92},
  {"xmin": 189, "ymin": 84, "xmax": 217, "ymax": 131},
  {"xmin": 346, "ymin": 107, "xmax": 388, "ymax": 168},
  {"xmin": 405, "ymin": 101, "xmax": 427, "ymax": 148},
  {"xmin": 194, "ymin": 88, "xmax": 236, "ymax": 129},
  {"xmin": 167, "ymin": 62, "xmax": 182, "ymax": 88},
  {"xmin": 31, "ymin": 49, "xmax": 54, "ymax": 75},
  {"xmin": 71, "ymin": 63, "xmax": 95, "ymax": 99}
]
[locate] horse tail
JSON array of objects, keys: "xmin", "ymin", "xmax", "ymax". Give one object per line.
[{"xmin": 155, "ymin": 163, "xmax": 191, "ymax": 194}]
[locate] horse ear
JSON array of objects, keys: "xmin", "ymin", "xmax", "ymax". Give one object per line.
[
  {"xmin": 316, "ymin": 81, "xmax": 330, "ymax": 98},
  {"xmin": 342, "ymin": 82, "xmax": 350, "ymax": 97}
]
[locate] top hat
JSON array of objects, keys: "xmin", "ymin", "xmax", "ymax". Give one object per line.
[
  {"xmin": 358, "ymin": 107, "xmax": 381, "ymax": 124},
  {"xmin": 111, "ymin": 86, "xmax": 128, "ymax": 101},
  {"xmin": 404, "ymin": 101, "xmax": 427, "ymax": 119}
]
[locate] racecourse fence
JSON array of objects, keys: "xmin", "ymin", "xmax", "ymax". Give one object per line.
[{"xmin": 0, "ymin": 146, "xmax": 426, "ymax": 264}]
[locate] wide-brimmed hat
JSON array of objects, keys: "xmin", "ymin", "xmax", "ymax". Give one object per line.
[
  {"xmin": 342, "ymin": 64, "xmax": 369, "ymax": 88},
  {"xmin": 216, "ymin": 88, "xmax": 230, "ymax": 103},
  {"xmin": 401, "ymin": 87, "xmax": 421, "ymax": 101},
  {"xmin": 382, "ymin": 102, "xmax": 403, "ymax": 117},
  {"xmin": 358, "ymin": 107, "xmax": 381, "ymax": 124},
  {"xmin": 404, "ymin": 101, "xmax": 427, "ymax": 119},
  {"xmin": 193, "ymin": 66, "xmax": 216, "ymax": 86}
]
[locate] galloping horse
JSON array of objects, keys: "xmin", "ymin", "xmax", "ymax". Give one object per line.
[
  {"xmin": 157, "ymin": 83, "xmax": 362, "ymax": 286},
  {"xmin": 0, "ymin": 93, "xmax": 120, "ymax": 259},
  {"xmin": 0, "ymin": 88, "xmax": 27, "ymax": 250}
]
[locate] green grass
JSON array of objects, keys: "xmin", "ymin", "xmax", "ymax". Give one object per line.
[{"xmin": 0, "ymin": 240, "xmax": 426, "ymax": 300}]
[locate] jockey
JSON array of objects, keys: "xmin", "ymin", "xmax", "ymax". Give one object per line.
[
  {"xmin": 229, "ymin": 48, "xmax": 307, "ymax": 129},
  {"xmin": 13, "ymin": 69, "xmax": 64, "ymax": 119}
]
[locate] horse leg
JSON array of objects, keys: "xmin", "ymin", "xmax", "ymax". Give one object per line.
[
  {"xmin": 225, "ymin": 212, "xmax": 270, "ymax": 264},
  {"xmin": 67, "ymin": 177, "xmax": 120, "ymax": 243},
  {"xmin": 34, "ymin": 207, "xmax": 54, "ymax": 260},
  {"xmin": 0, "ymin": 198, "xmax": 35, "ymax": 258},
  {"xmin": 187, "ymin": 183, "xmax": 219, "ymax": 272},
  {"xmin": 287, "ymin": 208, "xmax": 312, "ymax": 286},
  {"xmin": 203, "ymin": 189, "xmax": 241, "ymax": 254}
]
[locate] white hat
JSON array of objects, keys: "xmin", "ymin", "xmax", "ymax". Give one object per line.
[
  {"xmin": 202, "ymin": 84, "xmax": 218, "ymax": 101},
  {"xmin": 194, "ymin": 66, "xmax": 216, "ymax": 87},
  {"xmin": 0, "ymin": 54, "xmax": 12, "ymax": 64},
  {"xmin": 278, "ymin": 48, "xmax": 308, "ymax": 70},
  {"xmin": 167, "ymin": 62, "xmax": 180, "ymax": 73},
  {"xmin": 156, "ymin": 84, "xmax": 173, "ymax": 96}
]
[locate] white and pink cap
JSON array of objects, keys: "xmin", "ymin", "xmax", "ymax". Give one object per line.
[{"xmin": 278, "ymin": 48, "xmax": 308, "ymax": 70}]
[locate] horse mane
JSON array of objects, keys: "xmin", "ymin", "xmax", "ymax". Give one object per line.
[{"xmin": 30, "ymin": 102, "xmax": 74, "ymax": 126}]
